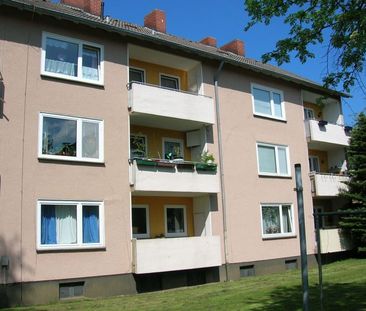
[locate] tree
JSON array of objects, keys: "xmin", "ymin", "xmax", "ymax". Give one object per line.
[
  {"xmin": 339, "ymin": 112, "xmax": 366, "ymax": 247},
  {"xmin": 244, "ymin": 0, "xmax": 366, "ymax": 94}
]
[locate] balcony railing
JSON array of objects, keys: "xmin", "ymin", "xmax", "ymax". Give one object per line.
[
  {"xmin": 320, "ymin": 228, "xmax": 353, "ymax": 253},
  {"xmin": 129, "ymin": 158, "xmax": 220, "ymax": 194},
  {"xmin": 128, "ymin": 82, "xmax": 215, "ymax": 125},
  {"xmin": 310, "ymin": 172, "xmax": 348, "ymax": 197},
  {"xmin": 132, "ymin": 236, "xmax": 222, "ymax": 274},
  {"xmin": 305, "ymin": 119, "xmax": 349, "ymax": 147}
]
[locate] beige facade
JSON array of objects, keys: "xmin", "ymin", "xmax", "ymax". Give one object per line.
[{"xmin": 0, "ymin": 0, "xmax": 350, "ymax": 306}]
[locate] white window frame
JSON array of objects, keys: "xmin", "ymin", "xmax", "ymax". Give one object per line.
[
  {"xmin": 41, "ymin": 32, "xmax": 104, "ymax": 85},
  {"xmin": 165, "ymin": 205, "xmax": 187, "ymax": 238},
  {"xmin": 159, "ymin": 73, "xmax": 180, "ymax": 90},
  {"xmin": 38, "ymin": 112, "xmax": 104, "ymax": 163},
  {"xmin": 256, "ymin": 142, "xmax": 291, "ymax": 177},
  {"xmin": 304, "ymin": 107, "xmax": 315, "ymax": 120},
  {"xmin": 129, "ymin": 67, "xmax": 146, "ymax": 83},
  {"xmin": 37, "ymin": 200, "xmax": 105, "ymax": 251},
  {"xmin": 130, "ymin": 133, "xmax": 148, "ymax": 159},
  {"xmin": 309, "ymin": 155, "xmax": 320, "ymax": 172},
  {"xmin": 132, "ymin": 204, "xmax": 150, "ymax": 239},
  {"xmin": 162, "ymin": 137, "xmax": 184, "ymax": 160},
  {"xmin": 251, "ymin": 83, "xmax": 286, "ymax": 121},
  {"xmin": 260, "ymin": 203, "xmax": 296, "ymax": 239}
]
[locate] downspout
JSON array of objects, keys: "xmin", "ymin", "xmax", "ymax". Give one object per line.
[{"xmin": 214, "ymin": 61, "xmax": 229, "ymax": 281}]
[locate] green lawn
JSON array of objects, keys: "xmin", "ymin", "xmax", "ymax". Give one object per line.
[{"xmin": 7, "ymin": 259, "xmax": 366, "ymax": 311}]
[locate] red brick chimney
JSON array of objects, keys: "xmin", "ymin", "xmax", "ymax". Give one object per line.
[
  {"xmin": 144, "ymin": 9, "xmax": 166, "ymax": 33},
  {"xmin": 220, "ymin": 39, "xmax": 245, "ymax": 56},
  {"xmin": 200, "ymin": 37, "xmax": 217, "ymax": 47},
  {"xmin": 61, "ymin": 0, "xmax": 103, "ymax": 17}
]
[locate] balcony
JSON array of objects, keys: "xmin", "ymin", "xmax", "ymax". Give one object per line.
[
  {"xmin": 320, "ymin": 228, "xmax": 353, "ymax": 253},
  {"xmin": 132, "ymin": 236, "xmax": 222, "ymax": 274},
  {"xmin": 305, "ymin": 119, "xmax": 349, "ymax": 149},
  {"xmin": 310, "ymin": 173, "xmax": 348, "ymax": 197},
  {"xmin": 129, "ymin": 159, "xmax": 220, "ymax": 195},
  {"xmin": 128, "ymin": 82, "xmax": 215, "ymax": 131}
]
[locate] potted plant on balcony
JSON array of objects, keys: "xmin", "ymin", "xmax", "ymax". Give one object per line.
[{"xmin": 196, "ymin": 151, "xmax": 217, "ymax": 172}]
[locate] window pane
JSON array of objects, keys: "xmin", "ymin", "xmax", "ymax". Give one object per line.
[
  {"xmin": 82, "ymin": 121, "xmax": 99, "ymax": 159},
  {"xmin": 258, "ymin": 145, "xmax": 276, "ymax": 173},
  {"xmin": 42, "ymin": 117, "xmax": 77, "ymax": 157},
  {"xmin": 82, "ymin": 46, "xmax": 100, "ymax": 81},
  {"xmin": 262, "ymin": 206, "xmax": 281, "ymax": 234},
  {"xmin": 253, "ymin": 88, "xmax": 271, "ymax": 115},
  {"xmin": 278, "ymin": 147, "xmax": 288, "ymax": 175},
  {"xmin": 83, "ymin": 205, "xmax": 100, "ymax": 243},
  {"xmin": 129, "ymin": 69, "xmax": 144, "ymax": 83},
  {"xmin": 282, "ymin": 205, "xmax": 293, "ymax": 233},
  {"xmin": 304, "ymin": 108, "xmax": 314, "ymax": 120},
  {"xmin": 166, "ymin": 208, "xmax": 185, "ymax": 234},
  {"xmin": 132, "ymin": 208, "xmax": 148, "ymax": 236},
  {"xmin": 273, "ymin": 93, "xmax": 282, "ymax": 118},
  {"xmin": 161, "ymin": 75, "xmax": 179, "ymax": 90},
  {"xmin": 45, "ymin": 37, "xmax": 78, "ymax": 77},
  {"xmin": 309, "ymin": 157, "xmax": 320, "ymax": 172},
  {"xmin": 164, "ymin": 140, "xmax": 183, "ymax": 160},
  {"xmin": 130, "ymin": 135, "xmax": 147, "ymax": 158},
  {"xmin": 55, "ymin": 205, "xmax": 77, "ymax": 244}
]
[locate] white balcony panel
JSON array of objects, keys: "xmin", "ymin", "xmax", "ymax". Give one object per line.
[
  {"xmin": 310, "ymin": 173, "xmax": 348, "ymax": 197},
  {"xmin": 129, "ymin": 83, "xmax": 215, "ymax": 125},
  {"xmin": 305, "ymin": 119, "xmax": 349, "ymax": 147},
  {"xmin": 132, "ymin": 236, "xmax": 222, "ymax": 274},
  {"xmin": 130, "ymin": 162, "xmax": 220, "ymax": 194},
  {"xmin": 320, "ymin": 228, "xmax": 353, "ymax": 253}
]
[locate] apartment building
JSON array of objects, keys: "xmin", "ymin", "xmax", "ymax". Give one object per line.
[{"xmin": 0, "ymin": 0, "xmax": 350, "ymax": 306}]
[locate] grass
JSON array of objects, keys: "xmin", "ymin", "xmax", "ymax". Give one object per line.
[{"xmin": 6, "ymin": 259, "xmax": 366, "ymax": 311}]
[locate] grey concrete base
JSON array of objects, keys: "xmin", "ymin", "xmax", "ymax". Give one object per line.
[
  {"xmin": 0, "ymin": 273, "xmax": 136, "ymax": 307},
  {"xmin": 221, "ymin": 254, "xmax": 318, "ymax": 281}
]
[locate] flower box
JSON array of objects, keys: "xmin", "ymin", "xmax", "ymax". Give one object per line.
[{"xmin": 195, "ymin": 163, "xmax": 217, "ymax": 172}]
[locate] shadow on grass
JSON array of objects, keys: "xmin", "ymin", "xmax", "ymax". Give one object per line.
[{"xmin": 250, "ymin": 282, "xmax": 366, "ymax": 311}]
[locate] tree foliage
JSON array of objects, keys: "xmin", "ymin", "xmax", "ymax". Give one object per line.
[
  {"xmin": 339, "ymin": 113, "xmax": 366, "ymax": 246},
  {"xmin": 244, "ymin": 0, "xmax": 366, "ymax": 93}
]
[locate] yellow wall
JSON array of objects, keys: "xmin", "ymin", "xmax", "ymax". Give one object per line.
[
  {"xmin": 304, "ymin": 102, "xmax": 323, "ymax": 120},
  {"xmin": 130, "ymin": 59, "xmax": 188, "ymax": 91},
  {"xmin": 132, "ymin": 196, "xmax": 194, "ymax": 238},
  {"xmin": 309, "ymin": 149, "xmax": 329, "ymax": 172},
  {"xmin": 131, "ymin": 125, "xmax": 191, "ymax": 160}
]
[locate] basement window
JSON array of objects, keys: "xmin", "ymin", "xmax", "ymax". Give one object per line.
[
  {"xmin": 59, "ymin": 282, "xmax": 85, "ymax": 299},
  {"xmin": 240, "ymin": 265, "xmax": 255, "ymax": 277}
]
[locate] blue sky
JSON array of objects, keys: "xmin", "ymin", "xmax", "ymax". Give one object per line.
[{"xmin": 103, "ymin": 0, "xmax": 365, "ymax": 126}]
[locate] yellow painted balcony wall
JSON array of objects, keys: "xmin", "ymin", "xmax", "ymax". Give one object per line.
[
  {"xmin": 309, "ymin": 149, "xmax": 329, "ymax": 172},
  {"xmin": 304, "ymin": 102, "xmax": 323, "ymax": 120},
  {"xmin": 132, "ymin": 196, "xmax": 194, "ymax": 238}
]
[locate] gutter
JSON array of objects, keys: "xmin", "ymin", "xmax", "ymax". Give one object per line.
[
  {"xmin": 0, "ymin": 0, "xmax": 349, "ymax": 98},
  {"xmin": 214, "ymin": 61, "xmax": 229, "ymax": 281}
]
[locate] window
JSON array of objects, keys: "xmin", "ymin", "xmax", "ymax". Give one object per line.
[
  {"xmin": 39, "ymin": 113, "xmax": 104, "ymax": 163},
  {"xmin": 165, "ymin": 205, "xmax": 187, "ymax": 237},
  {"xmin": 41, "ymin": 32, "xmax": 103, "ymax": 85},
  {"xmin": 252, "ymin": 84, "xmax": 285, "ymax": 120},
  {"xmin": 257, "ymin": 143, "xmax": 290, "ymax": 176},
  {"xmin": 160, "ymin": 74, "xmax": 180, "ymax": 90},
  {"xmin": 163, "ymin": 138, "xmax": 184, "ymax": 160},
  {"xmin": 37, "ymin": 200, "xmax": 104, "ymax": 250},
  {"xmin": 130, "ymin": 134, "xmax": 147, "ymax": 158},
  {"xmin": 129, "ymin": 68, "xmax": 145, "ymax": 83},
  {"xmin": 309, "ymin": 156, "xmax": 320, "ymax": 172},
  {"xmin": 261, "ymin": 204, "xmax": 295, "ymax": 238},
  {"xmin": 304, "ymin": 107, "xmax": 315, "ymax": 120},
  {"xmin": 132, "ymin": 205, "xmax": 149, "ymax": 239}
]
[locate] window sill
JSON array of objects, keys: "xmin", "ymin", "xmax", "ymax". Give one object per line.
[
  {"xmin": 253, "ymin": 113, "xmax": 287, "ymax": 122},
  {"xmin": 38, "ymin": 155, "xmax": 104, "ymax": 165},
  {"xmin": 258, "ymin": 173, "xmax": 292, "ymax": 179},
  {"xmin": 37, "ymin": 245, "xmax": 105, "ymax": 252},
  {"xmin": 262, "ymin": 234, "xmax": 297, "ymax": 240},
  {"xmin": 41, "ymin": 72, "xmax": 104, "ymax": 87}
]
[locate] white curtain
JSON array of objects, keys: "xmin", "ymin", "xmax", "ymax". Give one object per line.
[
  {"xmin": 56, "ymin": 205, "xmax": 77, "ymax": 244},
  {"xmin": 45, "ymin": 59, "xmax": 76, "ymax": 76}
]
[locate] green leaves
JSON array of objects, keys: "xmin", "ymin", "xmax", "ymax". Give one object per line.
[{"xmin": 244, "ymin": 0, "xmax": 366, "ymax": 93}]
